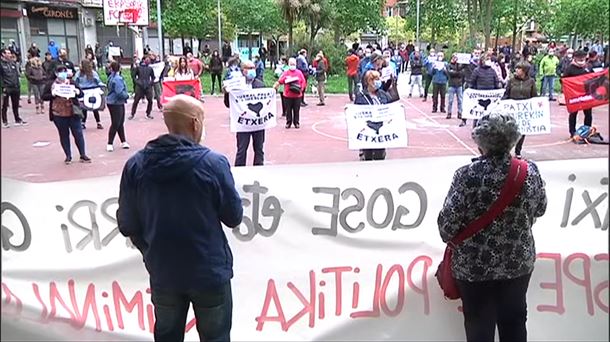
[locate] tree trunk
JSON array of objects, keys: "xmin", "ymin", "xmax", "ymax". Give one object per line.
[
  {"xmin": 334, "ymin": 25, "xmax": 341, "ymax": 44},
  {"xmin": 510, "ymin": 0, "xmax": 518, "ymax": 54},
  {"xmin": 494, "ymin": 19, "xmax": 500, "ymax": 50},
  {"xmin": 483, "ymin": 0, "xmax": 493, "ymax": 49},
  {"xmin": 288, "ymin": 18, "xmax": 293, "ymax": 56},
  {"xmin": 467, "ymin": 0, "xmax": 475, "ymax": 47},
  {"xmin": 181, "ymin": 36, "xmax": 185, "ymax": 54}
]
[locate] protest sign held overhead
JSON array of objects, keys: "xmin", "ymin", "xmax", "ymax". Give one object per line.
[
  {"xmin": 345, "ymin": 102, "xmax": 408, "ymax": 150},
  {"xmin": 161, "ymin": 79, "xmax": 202, "ymax": 104},
  {"xmin": 229, "ymin": 88, "xmax": 277, "ymax": 133},
  {"xmin": 562, "ymin": 68, "xmax": 609, "ymax": 113},
  {"xmin": 491, "ymin": 97, "xmax": 551, "ymax": 135},
  {"xmin": 461, "ymin": 88, "xmax": 506, "ymax": 119}
]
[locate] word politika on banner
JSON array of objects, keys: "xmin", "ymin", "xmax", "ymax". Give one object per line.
[
  {"xmin": 491, "ymin": 97, "xmax": 552, "ymax": 135},
  {"xmin": 229, "ymin": 88, "xmax": 277, "ymax": 133},
  {"xmin": 461, "ymin": 88, "xmax": 506, "ymax": 120},
  {"xmin": 345, "ymin": 102, "xmax": 408, "ymax": 150}
]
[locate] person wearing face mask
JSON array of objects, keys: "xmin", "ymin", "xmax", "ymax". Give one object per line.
[
  {"xmin": 358, "ymin": 48, "xmax": 373, "ymax": 81},
  {"xmin": 408, "ymin": 50, "xmax": 424, "ymax": 98},
  {"xmin": 463, "ymin": 49, "xmax": 481, "ymax": 89},
  {"xmin": 117, "ymin": 95, "xmax": 242, "ymax": 342},
  {"xmin": 225, "ymin": 61, "xmax": 266, "ymax": 166},
  {"xmin": 391, "ymin": 49, "xmax": 403, "ymax": 75},
  {"xmin": 460, "ymin": 53, "xmax": 500, "ymax": 128},
  {"xmin": 45, "ymin": 65, "xmax": 91, "ymax": 164},
  {"xmin": 345, "ymin": 49, "xmax": 360, "ymax": 102},
  {"xmin": 209, "ymin": 50, "xmax": 224, "ymax": 95},
  {"xmin": 447, "ymin": 53, "xmax": 464, "ymax": 120},
  {"xmin": 296, "ymin": 49, "xmax": 309, "ymax": 107},
  {"xmin": 525, "ymin": 54, "xmax": 538, "ymax": 81},
  {"xmin": 130, "ymin": 55, "xmax": 140, "ymax": 97},
  {"xmin": 354, "ymin": 70, "xmax": 391, "ymax": 161},
  {"xmin": 1, "ymin": 49, "xmax": 27, "ymax": 128},
  {"xmin": 422, "ymin": 49, "xmax": 436, "ymax": 102},
  {"xmin": 313, "ymin": 52, "xmax": 328, "ymax": 106},
  {"xmin": 431, "ymin": 52, "xmax": 449, "ymax": 114},
  {"xmin": 539, "ymin": 49, "xmax": 560, "ymax": 101},
  {"xmin": 130, "ymin": 57, "xmax": 156, "ymax": 120},
  {"xmin": 504, "ymin": 62, "xmax": 537, "ymax": 158},
  {"xmin": 560, "ymin": 48, "xmax": 574, "ymax": 76},
  {"xmin": 274, "ymin": 57, "xmax": 306, "ymax": 128},
  {"xmin": 562, "ymin": 50, "xmax": 594, "ymax": 139}
]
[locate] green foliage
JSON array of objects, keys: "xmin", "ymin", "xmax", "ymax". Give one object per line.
[
  {"xmin": 330, "ymin": 0, "xmax": 386, "ymax": 40},
  {"xmin": 403, "ymin": 0, "xmax": 464, "ymax": 45},
  {"xmin": 548, "ymin": 0, "xmax": 609, "ymax": 38}
]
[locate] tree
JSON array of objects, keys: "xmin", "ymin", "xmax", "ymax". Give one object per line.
[
  {"xmin": 549, "ymin": 0, "xmax": 609, "ymax": 44},
  {"xmin": 330, "ymin": 0, "xmax": 386, "ymax": 43},
  {"xmin": 386, "ymin": 16, "xmax": 409, "ymax": 44},
  {"xmin": 277, "ymin": 0, "xmax": 304, "ymax": 55},
  {"xmin": 300, "ymin": 0, "xmax": 335, "ymax": 48},
  {"xmin": 403, "ymin": 0, "xmax": 464, "ymax": 47}
]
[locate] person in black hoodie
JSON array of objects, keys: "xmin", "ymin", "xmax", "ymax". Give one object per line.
[
  {"xmin": 562, "ymin": 50, "xmax": 593, "ymax": 138},
  {"xmin": 1, "ymin": 48, "xmax": 27, "ymax": 128},
  {"xmin": 117, "ymin": 94, "xmax": 242, "ymax": 342},
  {"xmin": 460, "ymin": 53, "xmax": 500, "ymax": 128},
  {"xmin": 129, "ymin": 56, "xmax": 155, "ymax": 120},
  {"xmin": 209, "ymin": 50, "xmax": 224, "ymax": 95}
]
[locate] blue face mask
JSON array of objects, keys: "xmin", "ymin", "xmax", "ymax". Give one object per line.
[
  {"xmin": 246, "ymin": 69, "xmax": 256, "ymax": 80},
  {"xmin": 373, "ymin": 80, "xmax": 383, "ymax": 89},
  {"xmin": 289, "ymin": 65, "xmax": 296, "ymax": 71},
  {"xmin": 57, "ymin": 71, "xmax": 68, "ymax": 80}
]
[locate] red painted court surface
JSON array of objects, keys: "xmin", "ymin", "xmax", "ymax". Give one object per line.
[{"xmin": 1, "ymin": 87, "xmax": 608, "ymax": 183}]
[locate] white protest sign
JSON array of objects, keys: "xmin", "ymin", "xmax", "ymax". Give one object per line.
[
  {"xmin": 455, "ymin": 53, "xmax": 471, "ymax": 65},
  {"xmin": 51, "ymin": 84, "xmax": 77, "ymax": 98},
  {"xmin": 434, "ymin": 61, "xmax": 446, "ymax": 70},
  {"xmin": 1, "ymin": 157, "xmax": 608, "ymax": 341},
  {"xmin": 150, "ymin": 62, "xmax": 165, "ymax": 83},
  {"xmin": 103, "ymin": 0, "xmax": 149, "ymax": 26},
  {"xmin": 108, "ymin": 46, "xmax": 121, "ymax": 57},
  {"xmin": 229, "ymin": 88, "xmax": 277, "ymax": 133},
  {"xmin": 461, "ymin": 88, "xmax": 506, "ymax": 119},
  {"xmin": 223, "ymin": 76, "xmax": 247, "ymax": 92},
  {"xmin": 345, "ymin": 102, "xmax": 408, "ymax": 150},
  {"xmin": 381, "ymin": 66, "xmax": 393, "ymax": 81},
  {"xmin": 491, "ymin": 97, "xmax": 552, "ymax": 135}
]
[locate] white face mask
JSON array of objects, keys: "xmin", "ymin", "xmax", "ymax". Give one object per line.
[{"xmin": 484, "ymin": 60, "xmax": 493, "ymax": 67}]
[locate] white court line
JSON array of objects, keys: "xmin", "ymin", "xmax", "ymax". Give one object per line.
[
  {"xmin": 311, "ymin": 119, "xmax": 348, "ymax": 142},
  {"xmin": 403, "ymin": 100, "xmax": 479, "ymax": 156}
]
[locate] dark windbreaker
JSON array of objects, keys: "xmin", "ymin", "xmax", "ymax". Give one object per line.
[{"xmin": 117, "ymin": 134, "xmax": 243, "ymax": 291}]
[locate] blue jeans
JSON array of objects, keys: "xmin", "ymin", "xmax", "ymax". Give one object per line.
[
  {"xmin": 151, "ymin": 282, "xmax": 232, "ymax": 342},
  {"xmin": 53, "ymin": 115, "xmax": 86, "ymax": 159},
  {"xmin": 541, "ymin": 76, "xmax": 556, "ymax": 99},
  {"xmin": 447, "ymin": 86, "xmax": 463, "ymax": 115}
]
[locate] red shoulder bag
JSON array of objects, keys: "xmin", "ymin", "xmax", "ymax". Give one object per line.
[{"xmin": 436, "ymin": 158, "xmax": 529, "ymax": 300}]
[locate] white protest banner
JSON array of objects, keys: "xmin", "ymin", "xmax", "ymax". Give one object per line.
[
  {"xmin": 223, "ymin": 76, "xmax": 247, "ymax": 92},
  {"xmin": 229, "ymin": 88, "xmax": 277, "ymax": 133},
  {"xmin": 150, "ymin": 62, "xmax": 165, "ymax": 83},
  {"xmin": 1, "ymin": 157, "xmax": 608, "ymax": 341},
  {"xmin": 455, "ymin": 53, "xmax": 471, "ymax": 65},
  {"xmin": 103, "ymin": 0, "xmax": 149, "ymax": 26},
  {"xmin": 491, "ymin": 97, "xmax": 552, "ymax": 135},
  {"xmin": 51, "ymin": 84, "xmax": 77, "ymax": 98},
  {"xmin": 381, "ymin": 66, "xmax": 393, "ymax": 81},
  {"xmin": 461, "ymin": 88, "xmax": 506, "ymax": 119},
  {"xmin": 80, "ymin": 86, "xmax": 106, "ymax": 111},
  {"xmin": 345, "ymin": 102, "xmax": 408, "ymax": 150},
  {"xmin": 433, "ymin": 61, "xmax": 446, "ymax": 70}
]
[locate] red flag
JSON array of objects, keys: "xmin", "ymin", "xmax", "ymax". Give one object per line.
[
  {"xmin": 562, "ymin": 68, "xmax": 609, "ymax": 113},
  {"xmin": 161, "ymin": 79, "xmax": 202, "ymax": 104}
]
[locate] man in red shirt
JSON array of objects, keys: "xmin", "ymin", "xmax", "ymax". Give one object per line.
[
  {"xmin": 187, "ymin": 53, "xmax": 204, "ymax": 78},
  {"xmin": 345, "ymin": 49, "xmax": 360, "ymax": 102}
]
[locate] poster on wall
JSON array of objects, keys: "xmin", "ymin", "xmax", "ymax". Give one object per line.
[{"xmin": 103, "ymin": 0, "xmax": 149, "ymax": 26}]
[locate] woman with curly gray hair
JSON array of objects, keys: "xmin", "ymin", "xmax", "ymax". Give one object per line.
[{"xmin": 438, "ymin": 113, "xmax": 548, "ymax": 342}]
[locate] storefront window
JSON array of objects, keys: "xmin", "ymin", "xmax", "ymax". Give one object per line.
[
  {"xmin": 31, "ymin": 18, "xmax": 80, "ymax": 61},
  {"xmin": 1, "ymin": 17, "xmax": 19, "ymax": 47},
  {"xmin": 47, "ymin": 20, "xmax": 65, "ymax": 35},
  {"xmin": 65, "ymin": 20, "xmax": 77, "ymax": 36}
]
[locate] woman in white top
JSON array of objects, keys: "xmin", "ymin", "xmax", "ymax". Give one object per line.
[{"xmin": 173, "ymin": 56, "xmax": 195, "ymax": 81}]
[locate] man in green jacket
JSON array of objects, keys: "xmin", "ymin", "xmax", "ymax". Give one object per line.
[{"xmin": 539, "ymin": 48, "xmax": 559, "ymax": 101}]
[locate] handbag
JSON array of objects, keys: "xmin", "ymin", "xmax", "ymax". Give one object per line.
[
  {"xmin": 288, "ymin": 81, "xmax": 302, "ymax": 94},
  {"xmin": 436, "ymin": 158, "xmax": 529, "ymax": 300}
]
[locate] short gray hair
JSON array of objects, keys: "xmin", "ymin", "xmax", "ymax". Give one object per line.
[{"xmin": 471, "ymin": 113, "xmax": 521, "ymax": 155}]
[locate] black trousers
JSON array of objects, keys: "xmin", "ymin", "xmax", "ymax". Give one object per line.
[
  {"xmin": 284, "ymin": 96, "xmax": 301, "ymax": 125},
  {"xmin": 107, "ymin": 104, "xmax": 126, "ymax": 144},
  {"xmin": 423, "ymin": 74, "xmax": 433, "ymax": 99},
  {"xmin": 456, "ymin": 273, "xmax": 532, "ymax": 342},
  {"xmin": 211, "ymin": 72, "xmax": 222, "ymax": 94},
  {"xmin": 432, "ymin": 83, "xmax": 447, "ymax": 111},
  {"xmin": 280, "ymin": 93, "xmax": 287, "ymax": 116},
  {"xmin": 347, "ymin": 75, "xmax": 358, "ymax": 100},
  {"xmin": 82, "ymin": 109, "xmax": 100, "ymax": 123},
  {"xmin": 568, "ymin": 109, "xmax": 593, "ymax": 137},
  {"xmin": 131, "ymin": 85, "xmax": 153, "ymax": 117},
  {"xmin": 235, "ymin": 130, "xmax": 265, "ymax": 166},
  {"xmin": 1, "ymin": 88, "xmax": 22, "ymax": 124}
]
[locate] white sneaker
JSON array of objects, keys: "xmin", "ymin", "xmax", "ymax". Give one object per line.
[
  {"xmin": 106, "ymin": 144, "xmax": 114, "ymax": 152},
  {"xmin": 121, "ymin": 142, "xmax": 130, "ymax": 149},
  {"xmin": 2, "ymin": 123, "xmax": 9, "ymax": 128}
]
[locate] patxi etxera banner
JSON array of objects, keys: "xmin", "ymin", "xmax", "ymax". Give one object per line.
[{"xmin": 1, "ymin": 157, "xmax": 608, "ymax": 341}]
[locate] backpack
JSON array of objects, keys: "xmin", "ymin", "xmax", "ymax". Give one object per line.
[{"xmin": 573, "ymin": 125, "xmax": 609, "ymax": 145}]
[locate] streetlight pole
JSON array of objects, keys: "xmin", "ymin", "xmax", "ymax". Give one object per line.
[
  {"xmin": 217, "ymin": 0, "xmax": 222, "ymax": 51},
  {"xmin": 416, "ymin": 0, "xmax": 420, "ymax": 48},
  {"xmin": 156, "ymin": 0, "xmax": 163, "ymax": 59}
]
